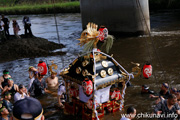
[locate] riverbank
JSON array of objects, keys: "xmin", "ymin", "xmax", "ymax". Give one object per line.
[
  {"xmin": 0, "ymin": 35, "xmax": 65, "ymax": 63},
  {"xmin": 0, "ymin": 1, "xmax": 80, "ymax": 15}
]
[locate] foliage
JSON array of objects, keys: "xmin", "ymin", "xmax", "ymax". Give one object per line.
[{"xmin": 0, "ymin": 1, "xmax": 80, "ymax": 15}]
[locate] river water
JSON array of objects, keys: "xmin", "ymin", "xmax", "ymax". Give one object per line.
[{"xmin": 0, "ymin": 11, "xmax": 180, "ymax": 120}]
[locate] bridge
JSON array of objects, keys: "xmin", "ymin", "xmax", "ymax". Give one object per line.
[{"xmin": 80, "ymin": 0, "xmax": 150, "ymax": 35}]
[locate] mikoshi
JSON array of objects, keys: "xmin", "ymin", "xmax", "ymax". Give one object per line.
[{"xmin": 60, "ymin": 23, "xmax": 141, "ymax": 120}]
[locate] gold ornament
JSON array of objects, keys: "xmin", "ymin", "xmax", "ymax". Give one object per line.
[
  {"xmin": 107, "ymin": 68, "xmax": 113, "ymax": 76},
  {"xmin": 77, "ymin": 22, "xmax": 99, "ymax": 48},
  {"xmin": 48, "ymin": 61, "xmax": 58, "ymax": 74},
  {"xmin": 82, "ymin": 60, "xmax": 89, "ymax": 67},
  {"xmin": 101, "ymin": 61, "xmax": 108, "ymax": 68},
  {"xmin": 82, "ymin": 69, "xmax": 89, "ymax": 76},
  {"xmin": 76, "ymin": 67, "xmax": 82, "ymax": 74},
  {"xmin": 100, "ymin": 70, "xmax": 106, "ymax": 78}
]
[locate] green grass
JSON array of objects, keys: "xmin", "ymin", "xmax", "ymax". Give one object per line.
[
  {"xmin": 0, "ymin": 1, "xmax": 80, "ymax": 15},
  {"xmin": 1, "ymin": 0, "xmax": 180, "ymax": 15}
]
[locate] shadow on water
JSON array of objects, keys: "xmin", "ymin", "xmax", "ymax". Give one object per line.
[{"xmin": 0, "ymin": 11, "xmax": 180, "ymax": 120}]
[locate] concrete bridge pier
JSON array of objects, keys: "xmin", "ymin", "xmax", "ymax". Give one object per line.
[{"xmin": 80, "ymin": 0, "xmax": 150, "ymax": 35}]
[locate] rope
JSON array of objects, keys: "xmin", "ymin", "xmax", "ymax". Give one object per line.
[
  {"xmin": 92, "ymin": 48, "xmax": 99, "ymax": 120},
  {"xmin": 135, "ymin": 0, "xmax": 157, "ymax": 82},
  {"xmin": 136, "ymin": 0, "xmax": 167, "ymax": 81},
  {"xmin": 51, "ymin": 0, "xmax": 61, "ymax": 44},
  {"xmin": 119, "ymin": 73, "xmax": 134, "ymax": 111},
  {"xmin": 119, "ymin": 84, "xmax": 126, "ymax": 111}
]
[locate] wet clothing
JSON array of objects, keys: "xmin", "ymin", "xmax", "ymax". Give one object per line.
[
  {"xmin": 8, "ymin": 84, "xmax": 16, "ymax": 95},
  {"xmin": 154, "ymin": 100, "xmax": 180, "ymax": 120},
  {"xmin": 28, "ymin": 78, "xmax": 47, "ymax": 97},
  {"xmin": 2, "ymin": 99, "xmax": 13, "ymax": 112},
  {"xmin": 28, "ymin": 77, "xmax": 35, "ymax": 89},
  {"xmin": 14, "ymin": 92, "xmax": 27, "ymax": 103},
  {"xmin": 159, "ymin": 90, "xmax": 170, "ymax": 99},
  {"xmin": 2, "ymin": 76, "xmax": 9, "ymax": 88},
  {"xmin": 0, "ymin": 116, "xmax": 10, "ymax": 120},
  {"xmin": 57, "ymin": 83, "xmax": 66, "ymax": 103}
]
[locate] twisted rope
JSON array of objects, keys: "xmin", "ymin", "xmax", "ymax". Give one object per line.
[
  {"xmin": 92, "ymin": 48, "xmax": 99, "ymax": 120},
  {"xmin": 119, "ymin": 73, "xmax": 134, "ymax": 111}
]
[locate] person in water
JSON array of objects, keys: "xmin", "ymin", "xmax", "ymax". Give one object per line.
[
  {"xmin": 14, "ymin": 84, "xmax": 29, "ymax": 103},
  {"xmin": 0, "ymin": 70, "xmax": 11, "ymax": 90},
  {"xmin": 175, "ymin": 90, "xmax": 180, "ymax": 106},
  {"xmin": 0, "ymin": 107, "xmax": 11, "ymax": 120},
  {"xmin": 45, "ymin": 71, "xmax": 59, "ymax": 89},
  {"xmin": 57, "ymin": 80, "xmax": 70, "ymax": 108},
  {"xmin": 28, "ymin": 66, "xmax": 38, "ymax": 89},
  {"xmin": 12, "ymin": 97, "xmax": 45, "ymax": 120},
  {"xmin": 1, "ymin": 78, "xmax": 18, "ymax": 95},
  {"xmin": 150, "ymin": 83, "xmax": 170, "ymax": 99},
  {"xmin": 141, "ymin": 85, "xmax": 154, "ymax": 94},
  {"xmin": 154, "ymin": 94, "xmax": 180, "ymax": 120},
  {"xmin": 28, "ymin": 73, "xmax": 50, "ymax": 97},
  {"xmin": 2, "ymin": 92, "xmax": 13, "ymax": 113},
  {"xmin": 120, "ymin": 106, "xmax": 136, "ymax": 120},
  {"xmin": 170, "ymin": 87, "xmax": 177, "ymax": 95}
]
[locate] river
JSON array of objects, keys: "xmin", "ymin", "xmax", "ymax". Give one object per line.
[{"xmin": 0, "ymin": 11, "xmax": 180, "ymax": 120}]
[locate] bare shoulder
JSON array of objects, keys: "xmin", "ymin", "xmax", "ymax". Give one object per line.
[
  {"xmin": 14, "ymin": 84, "xmax": 18, "ymax": 88},
  {"xmin": 46, "ymin": 76, "xmax": 50, "ymax": 82},
  {"xmin": 0, "ymin": 76, "xmax": 3, "ymax": 82}
]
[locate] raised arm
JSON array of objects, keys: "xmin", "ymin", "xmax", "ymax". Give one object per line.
[
  {"xmin": 0, "ymin": 76, "xmax": 4, "ymax": 90},
  {"xmin": 1, "ymin": 86, "xmax": 8, "ymax": 95}
]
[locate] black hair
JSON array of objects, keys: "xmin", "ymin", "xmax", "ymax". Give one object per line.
[
  {"xmin": 3, "ymin": 70, "xmax": 9, "ymax": 73},
  {"xmin": 38, "ymin": 73, "xmax": 43, "ymax": 77},
  {"xmin": 168, "ymin": 94, "xmax": 177, "ymax": 100},
  {"xmin": 18, "ymin": 84, "xmax": 24, "ymax": 89},
  {"xmin": 127, "ymin": 106, "xmax": 136, "ymax": 114},
  {"xmin": 84, "ymin": 76, "xmax": 90, "ymax": 81}
]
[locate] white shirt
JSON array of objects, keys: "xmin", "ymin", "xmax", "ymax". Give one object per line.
[
  {"xmin": 28, "ymin": 77, "xmax": 35, "ymax": 89},
  {"xmin": 14, "ymin": 92, "xmax": 27, "ymax": 102},
  {"xmin": 0, "ymin": 21, "xmax": 4, "ymax": 31},
  {"xmin": 120, "ymin": 117, "xmax": 130, "ymax": 120}
]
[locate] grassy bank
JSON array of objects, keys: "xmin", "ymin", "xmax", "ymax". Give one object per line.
[
  {"xmin": 0, "ymin": 0, "xmax": 180, "ymax": 15},
  {"xmin": 0, "ymin": 1, "xmax": 80, "ymax": 15}
]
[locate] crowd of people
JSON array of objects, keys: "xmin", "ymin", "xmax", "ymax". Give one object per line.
[
  {"xmin": 1, "ymin": 67, "xmax": 180, "ymax": 120},
  {"xmin": 0, "ymin": 67, "xmax": 62, "ymax": 120},
  {"xmin": 123, "ymin": 83, "xmax": 180, "ymax": 120},
  {"xmin": 0, "ymin": 14, "xmax": 33, "ymax": 40}
]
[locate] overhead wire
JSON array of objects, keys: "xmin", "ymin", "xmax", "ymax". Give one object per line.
[
  {"xmin": 136, "ymin": 0, "xmax": 167, "ymax": 82},
  {"xmin": 51, "ymin": 0, "xmax": 61, "ymax": 44}
]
